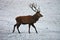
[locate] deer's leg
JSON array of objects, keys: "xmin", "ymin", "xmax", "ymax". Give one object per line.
[
  {"xmin": 12, "ymin": 24, "xmax": 17, "ymax": 33},
  {"xmin": 31, "ymin": 24, "xmax": 38, "ymax": 33},
  {"xmin": 17, "ymin": 24, "xmax": 21, "ymax": 33},
  {"xmin": 29, "ymin": 24, "xmax": 31, "ymax": 33}
]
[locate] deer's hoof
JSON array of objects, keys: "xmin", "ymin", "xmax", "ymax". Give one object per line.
[
  {"xmin": 12, "ymin": 31, "xmax": 14, "ymax": 33},
  {"xmin": 29, "ymin": 32, "xmax": 30, "ymax": 34},
  {"xmin": 18, "ymin": 32, "xmax": 20, "ymax": 34},
  {"xmin": 36, "ymin": 31, "xmax": 38, "ymax": 33}
]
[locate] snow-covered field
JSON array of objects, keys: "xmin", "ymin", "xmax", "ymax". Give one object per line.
[{"xmin": 0, "ymin": 0, "xmax": 60, "ymax": 40}]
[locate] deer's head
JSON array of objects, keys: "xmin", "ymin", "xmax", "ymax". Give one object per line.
[{"xmin": 29, "ymin": 3, "xmax": 43, "ymax": 17}]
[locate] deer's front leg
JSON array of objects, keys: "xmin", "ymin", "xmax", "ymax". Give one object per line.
[
  {"xmin": 17, "ymin": 24, "xmax": 21, "ymax": 33},
  {"xmin": 28, "ymin": 24, "xmax": 31, "ymax": 33},
  {"xmin": 31, "ymin": 24, "xmax": 38, "ymax": 33}
]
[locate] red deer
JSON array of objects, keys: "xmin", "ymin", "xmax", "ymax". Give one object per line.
[{"xmin": 12, "ymin": 3, "xmax": 43, "ymax": 33}]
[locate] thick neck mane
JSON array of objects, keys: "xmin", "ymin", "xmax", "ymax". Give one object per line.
[{"xmin": 33, "ymin": 13, "xmax": 40, "ymax": 22}]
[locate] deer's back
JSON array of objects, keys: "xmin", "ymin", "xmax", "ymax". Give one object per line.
[{"xmin": 16, "ymin": 15, "xmax": 36, "ymax": 24}]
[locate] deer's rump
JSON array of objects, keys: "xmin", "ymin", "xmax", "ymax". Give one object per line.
[{"xmin": 15, "ymin": 16, "xmax": 36, "ymax": 24}]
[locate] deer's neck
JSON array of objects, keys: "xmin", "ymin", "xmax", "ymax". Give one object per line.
[{"xmin": 33, "ymin": 13, "xmax": 40, "ymax": 21}]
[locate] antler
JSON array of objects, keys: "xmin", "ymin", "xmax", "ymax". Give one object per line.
[
  {"xmin": 37, "ymin": 6, "xmax": 40, "ymax": 12},
  {"xmin": 29, "ymin": 3, "xmax": 40, "ymax": 12},
  {"xmin": 29, "ymin": 3, "xmax": 37, "ymax": 12}
]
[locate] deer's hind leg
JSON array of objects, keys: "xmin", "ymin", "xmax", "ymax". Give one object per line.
[
  {"xmin": 12, "ymin": 24, "xmax": 17, "ymax": 33},
  {"xmin": 17, "ymin": 23, "xmax": 21, "ymax": 33}
]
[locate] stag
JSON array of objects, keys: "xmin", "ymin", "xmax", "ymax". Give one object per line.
[{"xmin": 12, "ymin": 3, "xmax": 43, "ymax": 33}]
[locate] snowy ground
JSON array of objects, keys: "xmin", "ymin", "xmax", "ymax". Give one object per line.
[{"xmin": 0, "ymin": 0, "xmax": 60, "ymax": 40}]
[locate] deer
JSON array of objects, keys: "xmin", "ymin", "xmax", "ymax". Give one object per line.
[{"xmin": 12, "ymin": 3, "xmax": 43, "ymax": 33}]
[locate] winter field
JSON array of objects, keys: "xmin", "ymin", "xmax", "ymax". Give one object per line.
[{"xmin": 0, "ymin": 0, "xmax": 60, "ymax": 40}]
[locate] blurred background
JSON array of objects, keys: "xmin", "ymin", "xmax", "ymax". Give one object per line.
[{"xmin": 0, "ymin": 0, "xmax": 60, "ymax": 40}]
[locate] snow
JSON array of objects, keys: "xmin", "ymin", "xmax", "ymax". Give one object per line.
[{"xmin": 0, "ymin": 0, "xmax": 60, "ymax": 40}]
